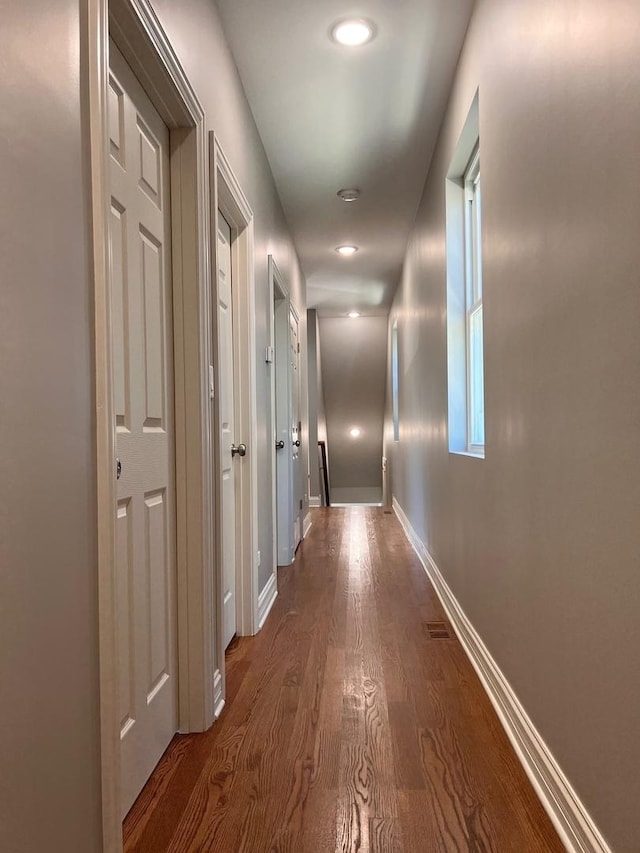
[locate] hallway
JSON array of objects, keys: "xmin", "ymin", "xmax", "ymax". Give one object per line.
[{"xmin": 124, "ymin": 508, "xmax": 562, "ymax": 852}]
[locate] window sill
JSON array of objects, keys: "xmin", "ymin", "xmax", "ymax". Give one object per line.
[{"xmin": 450, "ymin": 449, "xmax": 485, "ymax": 460}]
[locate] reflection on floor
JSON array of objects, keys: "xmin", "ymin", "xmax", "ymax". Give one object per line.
[{"xmin": 124, "ymin": 507, "xmax": 562, "ymax": 852}]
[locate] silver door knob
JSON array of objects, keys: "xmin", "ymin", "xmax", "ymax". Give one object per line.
[
  {"xmin": 294, "ymin": 440, "xmax": 301, "ymax": 447},
  {"xmin": 231, "ymin": 443, "xmax": 247, "ymax": 458},
  {"xmin": 275, "ymin": 440, "xmax": 285, "ymax": 450}
]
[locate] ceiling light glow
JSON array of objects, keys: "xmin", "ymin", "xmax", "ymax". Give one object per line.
[
  {"xmin": 349, "ymin": 427, "xmax": 362, "ymax": 438},
  {"xmin": 332, "ymin": 18, "xmax": 375, "ymax": 47},
  {"xmin": 337, "ymin": 188, "xmax": 361, "ymax": 202},
  {"xmin": 347, "ymin": 312, "xmax": 361, "ymax": 319},
  {"xmin": 336, "ymin": 245, "xmax": 358, "ymax": 256}
]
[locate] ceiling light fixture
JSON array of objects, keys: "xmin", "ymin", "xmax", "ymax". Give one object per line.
[
  {"xmin": 336, "ymin": 245, "xmax": 358, "ymax": 256},
  {"xmin": 349, "ymin": 427, "xmax": 362, "ymax": 438},
  {"xmin": 331, "ymin": 18, "xmax": 376, "ymax": 47},
  {"xmin": 337, "ymin": 188, "xmax": 361, "ymax": 202},
  {"xmin": 347, "ymin": 311, "xmax": 361, "ymax": 319}
]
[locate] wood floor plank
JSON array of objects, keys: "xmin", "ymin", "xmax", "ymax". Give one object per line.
[{"xmin": 124, "ymin": 507, "xmax": 564, "ymax": 852}]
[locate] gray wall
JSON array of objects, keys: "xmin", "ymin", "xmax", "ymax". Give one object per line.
[
  {"xmin": 316, "ymin": 317, "xmax": 329, "ymax": 469},
  {"xmin": 151, "ymin": 0, "xmax": 307, "ymax": 591},
  {"xmin": 307, "ymin": 310, "xmax": 320, "ymax": 499},
  {"xmin": 0, "ymin": 1, "xmax": 103, "ymax": 850},
  {"xmin": 0, "ymin": 1, "xmax": 305, "ymax": 850},
  {"xmin": 321, "ymin": 316, "xmax": 387, "ymax": 504},
  {"xmin": 307, "ymin": 309, "xmax": 330, "ymax": 502},
  {"xmin": 385, "ymin": 0, "xmax": 640, "ymax": 849}
]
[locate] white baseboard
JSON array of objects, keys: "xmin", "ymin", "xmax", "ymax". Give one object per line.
[
  {"xmin": 303, "ymin": 511, "xmax": 313, "ymax": 538},
  {"xmin": 257, "ymin": 571, "xmax": 278, "ymax": 630},
  {"xmin": 309, "ymin": 495, "xmax": 321, "ymax": 508},
  {"xmin": 213, "ymin": 668, "xmax": 224, "ymax": 720},
  {"xmin": 331, "ymin": 502, "xmax": 382, "ymax": 507},
  {"xmin": 392, "ymin": 496, "xmax": 611, "ymax": 853}
]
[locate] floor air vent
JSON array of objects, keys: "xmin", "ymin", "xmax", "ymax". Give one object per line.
[{"xmin": 426, "ymin": 621, "xmax": 451, "ymax": 639}]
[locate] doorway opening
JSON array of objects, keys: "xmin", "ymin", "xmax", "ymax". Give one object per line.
[
  {"xmin": 211, "ymin": 136, "xmax": 260, "ymax": 674},
  {"xmin": 269, "ymin": 256, "xmax": 303, "ymax": 569}
]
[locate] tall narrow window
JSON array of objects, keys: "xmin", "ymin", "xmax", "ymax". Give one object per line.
[
  {"xmin": 464, "ymin": 148, "xmax": 484, "ymax": 452},
  {"xmin": 391, "ymin": 321, "xmax": 400, "ymax": 442},
  {"xmin": 446, "ymin": 90, "xmax": 484, "ymax": 457}
]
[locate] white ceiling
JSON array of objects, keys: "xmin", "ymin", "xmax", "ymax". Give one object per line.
[{"xmin": 216, "ymin": 0, "xmax": 474, "ymax": 316}]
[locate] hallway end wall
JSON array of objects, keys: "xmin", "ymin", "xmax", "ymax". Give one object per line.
[
  {"xmin": 321, "ymin": 315, "xmax": 387, "ymax": 504},
  {"xmin": 385, "ymin": 0, "xmax": 640, "ymax": 849}
]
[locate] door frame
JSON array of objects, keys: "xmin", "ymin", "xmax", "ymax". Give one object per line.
[
  {"xmin": 88, "ymin": 1, "xmax": 216, "ymax": 849},
  {"xmin": 289, "ymin": 304, "xmax": 302, "ymax": 553},
  {"xmin": 271, "ymin": 265, "xmax": 300, "ymax": 567},
  {"xmin": 210, "ymin": 135, "xmax": 259, "ymax": 648},
  {"xmin": 268, "ymin": 255, "xmax": 289, "ymax": 572}
]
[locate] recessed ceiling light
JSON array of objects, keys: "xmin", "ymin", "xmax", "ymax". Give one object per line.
[
  {"xmin": 349, "ymin": 427, "xmax": 362, "ymax": 438},
  {"xmin": 331, "ymin": 18, "xmax": 376, "ymax": 47},
  {"xmin": 347, "ymin": 311, "xmax": 361, "ymax": 319},
  {"xmin": 336, "ymin": 245, "xmax": 358, "ymax": 256},
  {"xmin": 337, "ymin": 188, "xmax": 361, "ymax": 202}
]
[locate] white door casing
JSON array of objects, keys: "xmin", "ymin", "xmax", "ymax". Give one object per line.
[
  {"xmin": 268, "ymin": 256, "xmax": 284, "ymax": 585},
  {"xmin": 211, "ymin": 135, "xmax": 258, "ymax": 641},
  {"xmin": 290, "ymin": 308, "xmax": 302, "ymax": 552},
  {"xmin": 93, "ymin": 5, "xmax": 214, "ymax": 848},
  {"xmin": 274, "ymin": 289, "xmax": 291, "ymax": 565},
  {"xmin": 217, "ymin": 212, "xmax": 237, "ymax": 649},
  {"xmin": 273, "ymin": 293, "xmax": 302, "ymax": 566},
  {"xmin": 108, "ymin": 43, "xmax": 177, "ymax": 818}
]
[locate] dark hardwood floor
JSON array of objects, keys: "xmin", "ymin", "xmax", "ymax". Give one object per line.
[{"xmin": 124, "ymin": 507, "xmax": 563, "ymax": 852}]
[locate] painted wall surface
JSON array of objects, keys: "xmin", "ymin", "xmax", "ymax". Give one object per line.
[
  {"xmin": 321, "ymin": 316, "xmax": 387, "ymax": 504},
  {"xmin": 315, "ymin": 315, "xmax": 329, "ymax": 490},
  {"xmin": 385, "ymin": 1, "xmax": 640, "ymax": 848},
  {"xmin": 150, "ymin": 0, "xmax": 308, "ymax": 593},
  {"xmin": 0, "ymin": 2, "xmax": 103, "ymax": 850},
  {"xmin": 1, "ymin": 2, "xmax": 306, "ymax": 849},
  {"xmin": 307, "ymin": 310, "xmax": 320, "ymax": 499},
  {"xmin": 307, "ymin": 309, "xmax": 330, "ymax": 502}
]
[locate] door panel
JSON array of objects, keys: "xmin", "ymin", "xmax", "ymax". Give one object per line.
[
  {"xmin": 108, "ymin": 41, "xmax": 177, "ymax": 818},
  {"xmin": 145, "ymin": 489, "xmax": 170, "ymax": 696},
  {"xmin": 217, "ymin": 212, "xmax": 237, "ymax": 648},
  {"xmin": 110, "ymin": 201, "xmax": 127, "ymax": 423},
  {"xmin": 116, "ymin": 498, "xmax": 133, "ymax": 736},
  {"xmin": 140, "ymin": 232, "xmax": 167, "ymax": 427}
]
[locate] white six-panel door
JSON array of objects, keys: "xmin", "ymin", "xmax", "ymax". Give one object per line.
[
  {"xmin": 108, "ymin": 42, "xmax": 177, "ymax": 818},
  {"xmin": 217, "ymin": 212, "xmax": 237, "ymax": 648}
]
